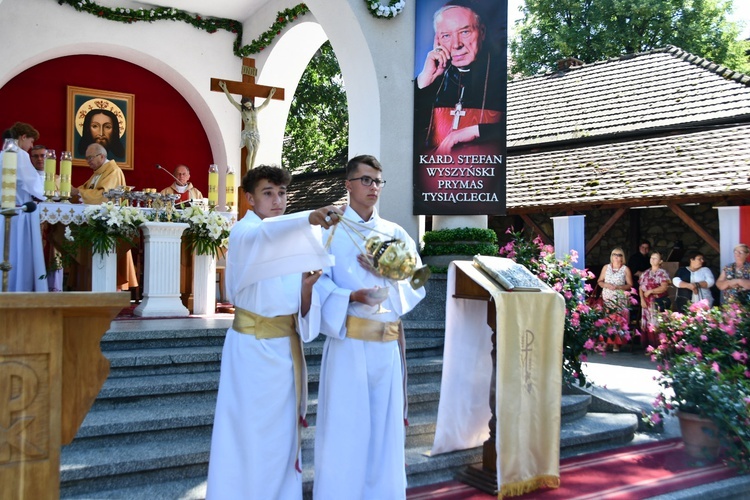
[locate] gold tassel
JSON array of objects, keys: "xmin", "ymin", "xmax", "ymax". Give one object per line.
[{"xmin": 498, "ymin": 475, "xmax": 560, "ymax": 499}]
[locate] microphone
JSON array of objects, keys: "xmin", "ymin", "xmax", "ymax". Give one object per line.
[
  {"xmin": 155, "ymin": 164, "xmax": 185, "ymax": 187},
  {"xmin": 4, "ymin": 202, "xmax": 37, "ymax": 214},
  {"xmin": 20, "ymin": 201, "xmax": 37, "ymax": 213}
]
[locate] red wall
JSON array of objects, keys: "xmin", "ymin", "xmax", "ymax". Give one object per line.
[{"xmin": 0, "ymin": 55, "xmax": 211, "ymax": 193}]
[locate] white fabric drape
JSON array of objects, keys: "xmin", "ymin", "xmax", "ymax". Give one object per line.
[{"xmin": 552, "ymin": 215, "xmax": 585, "ymax": 269}]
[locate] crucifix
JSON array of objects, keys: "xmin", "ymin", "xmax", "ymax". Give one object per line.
[
  {"xmin": 450, "ymin": 87, "xmax": 466, "ymax": 130},
  {"xmin": 210, "ymin": 57, "xmax": 285, "ymax": 215}
]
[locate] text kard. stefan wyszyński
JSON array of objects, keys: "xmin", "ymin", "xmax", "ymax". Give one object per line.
[{"xmin": 416, "ymin": 153, "xmax": 504, "ymax": 212}]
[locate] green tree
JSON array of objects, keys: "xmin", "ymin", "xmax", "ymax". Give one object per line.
[
  {"xmin": 282, "ymin": 41, "xmax": 348, "ymax": 173},
  {"xmin": 510, "ymin": 0, "xmax": 750, "ymax": 76}
]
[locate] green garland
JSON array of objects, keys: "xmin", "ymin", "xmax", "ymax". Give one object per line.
[
  {"xmin": 56, "ymin": 0, "xmax": 310, "ymax": 57},
  {"xmin": 365, "ymin": 0, "xmax": 405, "ymax": 18}
]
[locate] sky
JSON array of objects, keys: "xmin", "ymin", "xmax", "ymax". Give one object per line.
[{"xmin": 507, "ymin": 0, "xmax": 750, "ymax": 40}]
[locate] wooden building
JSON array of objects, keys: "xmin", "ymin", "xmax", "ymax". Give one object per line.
[{"xmin": 288, "ymin": 46, "xmax": 750, "ymax": 274}]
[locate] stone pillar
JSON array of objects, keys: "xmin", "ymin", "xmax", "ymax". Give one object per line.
[
  {"xmin": 192, "ymin": 253, "xmax": 217, "ymax": 315},
  {"xmin": 134, "ymin": 222, "xmax": 190, "ymax": 317},
  {"xmin": 90, "ymin": 250, "xmax": 117, "ymax": 292}
]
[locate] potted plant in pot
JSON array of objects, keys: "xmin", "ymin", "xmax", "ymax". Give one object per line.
[{"xmin": 648, "ymin": 301, "xmax": 750, "ymax": 469}]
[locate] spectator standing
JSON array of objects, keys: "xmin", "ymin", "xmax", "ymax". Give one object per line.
[
  {"xmin": 673, "ymin": 251, "xmax": 715, "ymax": 311},
  {"xmin": 597, "ymin": 247, "xmax": 633, "ymax": 351}
]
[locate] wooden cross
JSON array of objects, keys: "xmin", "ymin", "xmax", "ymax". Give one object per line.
[{"xmin": 210, "ymin": 57, "xmax": 285, "ymax": 215}]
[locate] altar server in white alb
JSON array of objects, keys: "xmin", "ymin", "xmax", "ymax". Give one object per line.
[
  {"xmin": 312, "ymin": 155, "xmax": 426, "ymax": 499},
  {"xmin": 206, "ymin": 165, "xmax": 343, "ymax": 500},
  {"xmin": 0, "ymin": 122, "xmax": 47, "ymax": 291}
]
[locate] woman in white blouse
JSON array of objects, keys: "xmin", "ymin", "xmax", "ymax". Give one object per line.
[{"xmin": 672, "ymin": 251, "xmax": 715, "ymax": 310}]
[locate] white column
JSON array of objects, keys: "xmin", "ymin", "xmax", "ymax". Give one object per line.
[
  {"xmin": 91, "ymin": 250, "xmax": 117, "ymax": 292},
  {"xmin": 192, "ymin": 253, "xmax": 217, "ymax": 316},
  {"xmin": 134, "ymin": 222, "xmax": 190, "ymax": 317}
]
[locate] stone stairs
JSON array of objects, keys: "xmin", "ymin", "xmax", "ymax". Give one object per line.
[{"xmin": 60, "ymin": 312, "xmax": 639, "ymax": 499}]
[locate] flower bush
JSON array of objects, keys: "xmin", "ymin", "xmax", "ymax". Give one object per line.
[
  {"xmin": 500, "ymin": 228, "xmax": 634, "ymax": 386},
  {"xmin": 64, "ymin": 202, "xmax": 147, "ymax": 257},
  {"xmin": 648, "ymin": 301, "xmax": 750, "ymax": 470},
  {"xmin": 180, "ymin": 205, "xmax": 231, "ymax": 258}
]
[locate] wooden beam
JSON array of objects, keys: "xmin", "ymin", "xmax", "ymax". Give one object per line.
[
  {"xmin": 520, "ymin": 214, "xmax": 552, "ymax": 245},
  {"xmin": 209, "ymin": 78, "xmax": 283, "ymax": 101},
  {"xmin": 667, "ymin": 203, "xmax": 720, "ymax": 252},
  {"xmin": 586, "ymin": 207, "xmax": 627, "ymax": 254}
]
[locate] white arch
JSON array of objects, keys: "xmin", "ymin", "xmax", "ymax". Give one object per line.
[
  {"xmin": 254, "ymin": 21, "xmax": 329, "ymax": 167},
  {"xmin": 15, "ymin": 44, "xmax": 230, "ymax": 170},
  {"xmin": 0, "ymin": 0, "xmax": 238, "ymax": 170},
  {"xmin": 306, "ymin": 0, "xmax": 382, "ymax": 158}
]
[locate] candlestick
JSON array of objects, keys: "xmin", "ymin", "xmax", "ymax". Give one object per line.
[
  {"xmin": 1, "ymin": 139, "xmax": 18, "ymax": 209},
  {"xmin": 225, "ymin": 167, "xmax": 235, "ymax": 212},
  {"xmin": 44, "ymin": 149, "xmax": 57, "ymax": 199},
  {"xmin": 208, "ymin": 164, "xmax": 219, "ymax": 208},
  {"xmin": 59, "ymin": 151, "xmax": 72, "ymax": 202}
]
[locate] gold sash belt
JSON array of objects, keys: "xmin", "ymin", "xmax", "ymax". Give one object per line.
[
  {"xmin": 233, "ymin": 307, "xmax": 296, "ymax": 338},
  {"xmin": 232, "ymin": 307, "xmax": 307, "ymax": 472},
  {"xmin": 346, "ymin": 315, "xmax": 401, "ymax": 342}
]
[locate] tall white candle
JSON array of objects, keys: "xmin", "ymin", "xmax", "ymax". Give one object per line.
[{"xmin": 1, "ymin": 139, "xmax": 18, "ymax": 209}]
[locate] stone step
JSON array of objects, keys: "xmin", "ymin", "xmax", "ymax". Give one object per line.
[
  {"xmin": 102, "ymin": 319, "xmax": 442, "ymax": 349},
  {"xmin": 62, "ymin": 401, "xmax": 628, "ymax": 499},
  {"xmin": 104, "ymin": 333, "xmax": 445, "ymax": 378}
]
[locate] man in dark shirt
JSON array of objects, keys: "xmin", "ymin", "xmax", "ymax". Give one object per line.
[{"xmin": 628, "ymin": 240, "xmax": 651, "ymax": 281}]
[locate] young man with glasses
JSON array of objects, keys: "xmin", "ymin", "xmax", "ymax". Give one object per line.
[
  {"xmin": 71, "ymin": 143, "xmax": 126, "ymax": 205},
  {"xmin": 312, "ymin": 155, "xmax": 426, "ymax": 499}
]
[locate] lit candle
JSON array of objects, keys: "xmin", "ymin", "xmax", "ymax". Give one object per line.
[
  {"xmin": 59, "ymin": 151, "xmax": 72, "ymax": 200},
  {"xmin": 1, "ymin": 139, "xmax": 18, "ymax": 209},
  {"xmin": 208, "ymin": 164, "xmax": 219, "ymax": 207},
  {"xmin": 225, "ymin": 167, "xmax": 235, "ymax": 211},
  {"xmin": 44, "ymin": 149, "xmax": 56, "ymax": 197}
]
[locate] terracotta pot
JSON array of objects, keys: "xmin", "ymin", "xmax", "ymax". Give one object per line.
[{"xmin": 677, "ymin": 411, "xmax": 721, "ymax": 460}]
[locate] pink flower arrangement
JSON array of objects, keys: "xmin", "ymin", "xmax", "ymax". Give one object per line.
[
  {"xmin": 500, "ymin": 228, "xmax": 634, "ymax": 387},
  {"xmin": 648, "ymin": 301, "xmax": 750, "ymax": 470}
]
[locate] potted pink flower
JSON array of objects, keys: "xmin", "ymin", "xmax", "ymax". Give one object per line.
[{"xmin": 648, "ymin": 301, "xmax": 750, "ymax": 469}]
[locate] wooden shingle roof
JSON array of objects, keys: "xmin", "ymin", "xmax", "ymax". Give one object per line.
[
  {"xmin": 507, "ymin": 46, "xmax": 750, "ymax": 149},
  {"xmin": 286, "ymin": 168, "xmax": 347, "ymax": 214},
  {"xmin": 286, "ymin": 46, "xmax": 750, "ymax": 215},
  {"xmin": 505, "ymin": 46, "xmax": 750, "ymax": 213},
  {"xmin": 507, "ymin": 124, "xmax": 750, "ymax": 213}
]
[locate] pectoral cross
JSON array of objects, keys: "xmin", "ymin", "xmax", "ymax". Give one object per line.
[
  {"xmin": 210, "ymin": 58, "xmax": 285, "ymax": 215},
  {"xmin": 450, "ymin": 87, "xmax": 466, "ymax": 130}
]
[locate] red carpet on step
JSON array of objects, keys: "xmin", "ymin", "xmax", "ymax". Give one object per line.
[{"xmin": 406, "ymin": 439, "xmax": 739, "ymax": 499}]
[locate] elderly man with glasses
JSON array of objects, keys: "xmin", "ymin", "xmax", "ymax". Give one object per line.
[
  {"xmin": 69, "ymin": 143, "xmax": 136, "ymax": 292},
  {"xmin": 71, "ymin": 143, "xmax": 126, "ymax": 205}
]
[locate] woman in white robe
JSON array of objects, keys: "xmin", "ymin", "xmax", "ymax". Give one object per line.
[{"xmin": 0, "ymin": 144, "xmax": 46, "ymax": 292}]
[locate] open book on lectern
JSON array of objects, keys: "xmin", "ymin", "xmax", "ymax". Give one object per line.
[{"xmin": 472, "ymin": 255, "xmax": 550, "ymax": 292}]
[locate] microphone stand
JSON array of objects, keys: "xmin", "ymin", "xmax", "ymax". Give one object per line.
[{"xmin": 155, "ymin": 165, "xmax": 190, "ymax": 208}]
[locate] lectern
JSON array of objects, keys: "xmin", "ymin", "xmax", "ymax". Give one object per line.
[
  {"xmin": 0, "ymin": 292, "xmax": 129, "ymax": 500},
  {"xmin": 431, "ymin": 261, "xmax": 564, "ymax": 497}
]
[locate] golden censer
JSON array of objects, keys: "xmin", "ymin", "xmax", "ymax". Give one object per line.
[{"xmin": 328, "ymin": 216, "xmax": 431, "ymax": 289}]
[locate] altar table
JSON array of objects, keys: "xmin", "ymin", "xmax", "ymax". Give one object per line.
[{"xmin": 37, "ymin": 202, "xmax": 235, "ymax": 314}]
